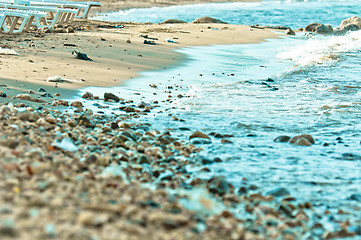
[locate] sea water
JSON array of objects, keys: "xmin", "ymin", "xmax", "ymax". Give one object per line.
[{"xmin": 87, "ymin": 0, "xmax": 361, "ymax": 224}]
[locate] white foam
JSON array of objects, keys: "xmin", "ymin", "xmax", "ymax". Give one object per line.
[{"xmin": 277, "ymin": 31, "xmax": 361, "ymax": 67}]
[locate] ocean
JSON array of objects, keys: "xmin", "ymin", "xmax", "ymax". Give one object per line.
[{"xmin": 87, "ymin": 0, "xmax": 361, "ymax": 228}]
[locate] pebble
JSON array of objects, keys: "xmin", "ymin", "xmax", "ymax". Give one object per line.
[
  {"xmin": 274, "ymin": 135, "xmax": 291, "ymax": 142},
  {"xmin": 266, "ymin": 187, "xmax": 290, "ymax": 197},
  {"xmin": 189, "ymin": 131, "xmax": 211, "ymax": 140},
  {"xmin": 70, "ymin": 101, "xmax": 83, "ymax": 108}
]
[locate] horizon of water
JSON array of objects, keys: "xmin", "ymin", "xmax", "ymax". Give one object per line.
[
  {"xmin": 93, "ymin": 0, "xmax": 360, "ymax": 29},
  {"xmin": 84, "ymin": 0, "xmax": 361, "ymax": 231}
]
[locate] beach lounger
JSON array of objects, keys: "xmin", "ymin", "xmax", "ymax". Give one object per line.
[
  {"xmin": 0, "ymin": 10, "xmax": 29, "ymax": 33},
  {"xmin": 0, "ymin": 3, "xmax": 77, "ymax": 28},
  {"xmin": 29, "ymin": 0, "xmax": 101, "ymax": 19}
]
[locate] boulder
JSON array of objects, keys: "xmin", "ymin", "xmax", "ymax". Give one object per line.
[
  {"xmin": 104, "ymin": 92, "xmax": 120, "ymax": 102},
  {"xmin": 315, "ymin": 24, "xmax": 333, "ymax": 35},
  {"xmin": 162, "ymin": 19, "xmax": 187, "ymax": 24},
  {"xmin": 342, "ymin": 23, "xmax": 360, "ymax": 32},
  {"xmin": 340, "ymin": 16, "xmax": 361, "ymax": 29},
  {"xmin": 192, "ymin": 17, "xmax": 228, "ymax": 24},
  {"xmin": 285, "ymin": 29, "xmax": 295, "ymax": 35},
  {"xmin": 304, "ymin": 23, "xmax": 322, "ymax": 32}
]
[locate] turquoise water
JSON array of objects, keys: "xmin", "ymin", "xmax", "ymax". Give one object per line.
[
  {"xmin": 94, "ymin": 0, "xmax": 360, "ymax": 29},
  {"xmin": 84, "ymin": 0, "xmax": 361, "ymax": 233}
]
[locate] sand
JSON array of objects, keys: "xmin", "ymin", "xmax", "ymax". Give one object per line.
[{"xmin": 0, "ymin": 19, "xmax": 279, "ymax": 93}]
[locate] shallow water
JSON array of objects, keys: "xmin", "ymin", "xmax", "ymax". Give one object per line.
[{"xmin": 85, "ymin": 0, "xmax": 361, "ymax": 228}]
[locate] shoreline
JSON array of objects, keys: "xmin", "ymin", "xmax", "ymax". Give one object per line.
[{"xmin": 1, "ymin": 19, "xmax": 280, "ymax": 100}]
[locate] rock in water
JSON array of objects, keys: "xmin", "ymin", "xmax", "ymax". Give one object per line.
[
  {"xmin": 315, "ymin": 24, "xmax": 333, "ymax": 35},
  {"xmin": 266, "ymin": 187, "xmax": 290, "ymax": 197},
  {"xmin": 340, "ymin": 16, "xmax": 361, "ymax": 29},
  {"xmin": 304, "ymin": 23, "xmax": 322, "ymax": 32},
  {"xmin": 189, "ymin": 131, "xmax": 211, "ymax": 140},
  {"xmin": 273, "ymin": 135, "xmax": 291, "ymax": 143},
  {"xmin": 289, "ymin": 134, "xmax": 315, "ymax": 144},
  {"xmin": 285, "ymin": 29, "xmax": 296, "ymax": 35},
  {"xmin": 293, "ymin": 138, "xmax": 312, "ymax": 146},
  {"xmin": 104, "ymin": 92, "xmax": 120, "ymax": 102},
  {"xmin": 192, "ymin": 17, "xmax": 228, "ymax": 24}
]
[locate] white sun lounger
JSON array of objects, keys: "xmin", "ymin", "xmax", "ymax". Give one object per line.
[
  {"xmin": 0, "ymin": 10, "xmax": 29, "ymax": 33},
  {"xmin": 0, "ymin": 3, "xmax": 77, "ymax": 28},
  {"xmin": 21, "ymin": 0, "xmax": 101, "ymax": 19}
]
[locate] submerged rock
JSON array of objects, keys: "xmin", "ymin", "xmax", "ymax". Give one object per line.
[{"xmin": 266, "ymin": 187, "xmax": 290, "ymax": 197}]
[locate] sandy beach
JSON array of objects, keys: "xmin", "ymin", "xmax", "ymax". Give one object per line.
[
  {"xmin": 1, "ymin": 1, "xmax": 360, "ymax": 240},
  {"xmin": 1, "ymin": 19, "xmax": 278, "ymax": 92}
]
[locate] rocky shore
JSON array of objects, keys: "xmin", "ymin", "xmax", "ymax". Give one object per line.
[{"xmin": 0, "ymin": 82, "xmax": 360, "ymax": 239}]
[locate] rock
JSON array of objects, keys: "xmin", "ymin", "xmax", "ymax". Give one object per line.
[
  {"xmin": 82, "ymin": 91, "xmax": 94, "ymax": 99},
  {"xmin": 70, "ymin": 101, "xmax": 83, "ymax": 108},
  {"xmin": 273, "ymin": 135, "xmax": 291, "ymax": 142},
  {"xmin": 77, "ymin": 211, "xmax": 97, "ymax": 226},
  {"xmin": 340, "ymin": 16, "xmax": 361, "ymax": 29},
  {"xmin": 45, "ymin": 115, "xmax": 57, "ymax": 124},
  {"xmin": 148, "ymin": 212, "xmax": 188, "ymax": 228},
  {"xmin": 189, "ymin": 131, "xmax": 210, "ymax": 140},
  {"xmin": 315, "ymin": 24, "xmax": 333, "ymax": 35},
  {"xmin": 54, "ymin": 28, "xmax": 67, "ymax": 33},
  {"xmin": 293, "ymin": 138, "xmax": 312, "ymax": 146},
  {"xmin": 285, "ymin": 29, "xmax": 295, "ymax": 35},
  {"xmin": 207, "ymin": 176, "xmax": 230, "ymax": 196},
  {"xmin": 104, "ymin": 92, "xmax": 120, "ymax": 102},
  {"xmin": 0, "ymin": 139, "xmax": 19, "ymax": 149},
  {"xmin": 162, "ymin": 19, "xmax": 187, "ymax": 24},
  {"xmin": 289, "ymin": 134, "xmax": 315, "ymax": 144},
  {"xmin": 16, "ymin": 94, "xmax": 31, "ymax": 100},
  {"xmin": 304, "ymin": 23, "xmax": 322, "ymax": 32},
  {"xmin": 192, "ymin": 17, "xmax": 228, "ymax": 24},
  {"xmin": 66, "ymin": 27, "xmax": 75, "ymax": 33},
  {"xmin": 347, "ymin": 193, "xmax": 361, "ymax": 201},
  {"xmin": 77, "ymin": 115, "xmax": 93, "ymax": 127},
  {"xmin": 38, "ymin": 88, "xmax": 47, "ymax": 92},
  {"xmin": 342, "ymin": 23, "xmax": 360, "ymax": 32},
  {"xmin": 266, "ymin": 187, "xmax": 290, "ymax": 197}
]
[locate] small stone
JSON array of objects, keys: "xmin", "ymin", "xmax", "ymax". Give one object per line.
[
  {"xmin": 70, "ymin": 101, "xmax": 83, "ymax": 108},
  {"xmin": 66, "ymin": 27, "xmax": 74, "ymax": 33},
  {"xmin": 16, "ymin": 94, "xmax": 31, "ymax": 100},
  {"xmin": 189, "ymin": 131, "xmax": 210, "ymax": 140},
  {"xmin": 82, "ymin": 92, "xmax": 94, "ymax": 99},
  {"xmin": 273, "ymin": 135, "xmax": 291, "ymax": 142},
  {"xmin": 285, "ymin": 29, "xmax": 295, "ymax": 35},
  {"xmin": 104, "ymin": 92, "xmax": 120, "ymax": 102},
  {"xmin": 266, "ymin": 187, "xmax": 290, "ymax": 197},
  {"xmin": 77, "ymin": 211, "xmax": 96, "ymax": 226}
]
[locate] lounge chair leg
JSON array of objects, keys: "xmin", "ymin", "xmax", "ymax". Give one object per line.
[{"xmin": 9, "ymin": 16, "xmax": 20, "ymax": 34}]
